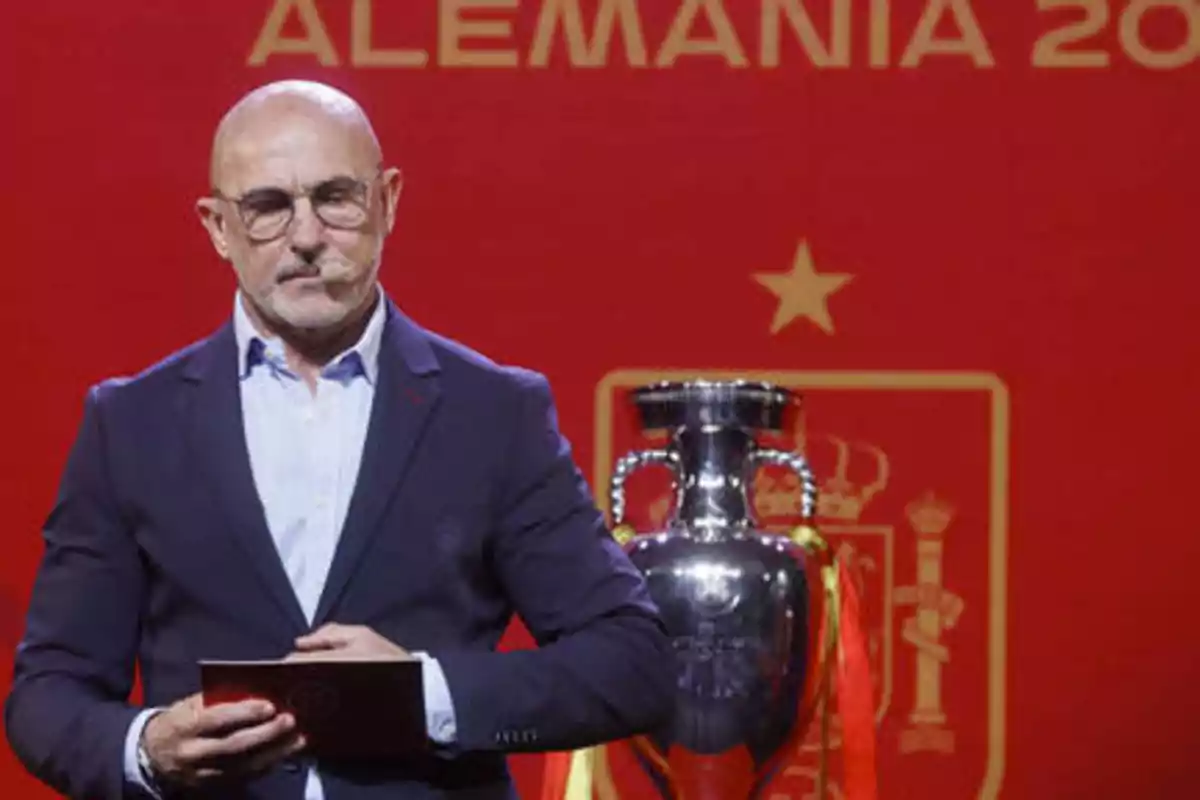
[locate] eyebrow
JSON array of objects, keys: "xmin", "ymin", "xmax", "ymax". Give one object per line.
[
  {"xmin": 313, "ymin": 175, "xmax": 364, "ymax": 190},
  {"xmin": 233, "ymin": 174, "xmax": 365, "ymax": 195}
]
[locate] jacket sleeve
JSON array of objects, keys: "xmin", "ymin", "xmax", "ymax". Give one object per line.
[
  {"xmin": 433, "ymin": 371, "xmax": 675, "ymax": 753},
  {"xmin": 3, "ymin": 383, "xmax": 152, "ymax": 799}
]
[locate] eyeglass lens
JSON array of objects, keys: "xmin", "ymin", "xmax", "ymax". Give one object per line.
[{"xmin": 238, "ymin": 177, "xmax": 370, "ymax": 240}]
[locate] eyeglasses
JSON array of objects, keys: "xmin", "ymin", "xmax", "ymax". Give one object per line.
[{"xmin": 213, "ymin": 171, "xmax": 381, "ymax": 243}]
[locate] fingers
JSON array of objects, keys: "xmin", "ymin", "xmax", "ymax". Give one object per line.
[
  {"xmin": 185, "ymin": 693, "xmax": 204, "ymax": 728},
  {"xmin": 182, "ymin": 711, "xmax": 299, "ymax": 766},
  {"xmin": 290, "ymin": 624, "xmax": 409, "ymax": 660},
  {"xmin": 148, "ymin": 694, "xmax": 311, "ymax": 789},
  {"xmin": 294, "ymin": 623, "xmax": 359, "ymax": 651},
  {"xmin": 181, "ymin": 729, "xmax": 306, "ymax": 785},
  {"xmin": 241, "ymin": 730, "xmax": 308, "ymax": 775},
  {"xmin": 193, "ymin": 699, "xmax": 278, "ymax": 737},
  {"xmin": 282, "ymin": 650, "xmax": 344, "ymax": 662}
]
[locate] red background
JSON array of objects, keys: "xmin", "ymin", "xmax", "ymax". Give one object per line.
[{"xmin": 4, "ymin": 1, "xmax": 1199, "ymax": 797}]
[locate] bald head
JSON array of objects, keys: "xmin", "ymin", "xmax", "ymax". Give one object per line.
[
  {"xmin": 195, "ymin": 80, "xmax": 403, "ymax": 345},
  {"xmin": 209, "ymin": 80, "xmax": 383, "ymax": 190}
]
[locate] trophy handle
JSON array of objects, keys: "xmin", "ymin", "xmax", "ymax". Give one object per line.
[
  {"xmin": 609, "ymin": 449, "xmax": 679, "ymax": 528},
  {"xmin": 750, "ymin": 448, "xmax": 819, "ymax": 521}
]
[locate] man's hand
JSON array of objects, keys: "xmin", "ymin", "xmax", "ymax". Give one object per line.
[
  {"xmin": 141, "ymin": 693, "xmax": 304, "ymax": 790},
  {"xmin": 287, "ymin": 623, "xmax": 411, "ymax": 661}
]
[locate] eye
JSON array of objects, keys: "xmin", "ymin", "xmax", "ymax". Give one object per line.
[
  {"xmin": 313, "ymin": 179, "xmax": 364, "ymax": 206},
  {"xmin": 239, "ymin": 188, "xmax": 292, "ymax": 215}
]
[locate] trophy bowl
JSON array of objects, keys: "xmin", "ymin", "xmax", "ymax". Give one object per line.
[{"xmin": 606, "ymin": 380, "xmax": 828, "ymax": 799}]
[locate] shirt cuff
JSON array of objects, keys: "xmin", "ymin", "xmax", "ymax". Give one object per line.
[
  {"xmin": 414, "ymin": 652, "xmax": 457, "ymax": 744},
  {"xmin": 122, "ymin": 707, "xmax": 164, "ymax": 797}
]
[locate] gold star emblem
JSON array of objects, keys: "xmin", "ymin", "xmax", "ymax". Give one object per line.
[{"xmin": 753, "ymin": 240, "xmax": 854, "ymax": 335}]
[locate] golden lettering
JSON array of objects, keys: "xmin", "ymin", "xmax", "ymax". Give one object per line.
[
  {"xmin": 656, "ymin": 0, "xmax": 749, "ymax": 68},
  {"xmin": 1031, "ymin": 0, "xmax": 1110, "ymax": 68},
  {"xmin": 900, "ymin": 0, "xmax": 995, "ymax": 68},
  {"xmin": 870, "ymin": 0, "xmax": 891, "ymax": 67},
  {"xmin": 247, "ymin": 0, "xmax": 340, "ymax": 66},
  {"xmin": 528, "ymin": 0, "xmax": 648, "ymax": 67},
  {"xmin": 439, "ymin": 0, "xmax": 520, "ymax": 67},
  {"xmin": 1118, "ymin": 0, "xmax": 1200, "ymax": 69},
  {"xmin": 243, "ymin": 0, "xmax": 1200, "ymax": 73},
  {"xmin": 351, "ymin": 0, "xmax": 429, "ymax": 67},
  {"xmin": 761, "ymin": 0, "xmax": 851, "ymax": 68}
]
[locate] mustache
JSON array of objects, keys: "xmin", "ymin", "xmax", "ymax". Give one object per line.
[{"xmin": 275, "ymin": 260, "xmax": 352, "ymax": 282}]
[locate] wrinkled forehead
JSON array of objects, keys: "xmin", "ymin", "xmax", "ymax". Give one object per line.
[{"xmin": 212, "ymin": 111, "xmax": 380, "ymax": 195}]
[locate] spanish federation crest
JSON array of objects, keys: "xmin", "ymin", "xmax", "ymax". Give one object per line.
[{"xmin": 590, "ymin": 368, "xmax": 1008, "ymax": 799}]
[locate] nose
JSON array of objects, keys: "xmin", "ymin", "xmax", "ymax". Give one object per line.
[{"xmin": 288, "ymin": 197, "xmax": 326, "ymax": 263}]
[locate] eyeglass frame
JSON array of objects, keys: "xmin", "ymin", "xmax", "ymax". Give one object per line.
[{"xmin": 210, "ymin": 167, "xmax": 386, "ymax": 243}]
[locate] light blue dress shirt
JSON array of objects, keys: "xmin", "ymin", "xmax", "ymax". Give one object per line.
[{"xmin": 123, "ymin": 290, "xmax": 457, "ymax": 798}]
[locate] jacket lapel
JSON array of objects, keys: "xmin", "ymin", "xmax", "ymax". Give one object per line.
[
  {"xmin": 312, "ymin": 302, "xmax": 442, "ymax": 626},
  {"xmin": 182, "ymin": 324, "xmax": 310, "ymax": 636}
]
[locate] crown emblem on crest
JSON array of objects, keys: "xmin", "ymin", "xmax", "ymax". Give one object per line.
[
  {"xmin": 751, "ymin": 430, "xmax": 889, "ymax": 523},
  {"xmin": 752, "ymin": 471, "xmax": 808, "ymax": 519},
  {"xmin": 811, "ymin": 434, "xmax": 889, "ymax": 521},
  {"xmin": 905, "ymin": 490, "xmax": 955, "ymax": 536}
]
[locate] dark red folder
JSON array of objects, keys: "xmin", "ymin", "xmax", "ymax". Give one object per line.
[{"xmin": 199, "ymin": 657, "xmax": 427, "ymax": 761}]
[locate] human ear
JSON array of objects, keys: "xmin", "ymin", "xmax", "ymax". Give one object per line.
[
  {"xmin": 195, "ymin": 196, "xmax": 232, "ymax": 260},
  {"xmin": 379, "ymin": 168, "xmax": 403, "ymax": 235}
]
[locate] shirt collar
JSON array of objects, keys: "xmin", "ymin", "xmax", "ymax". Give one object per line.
[{"xmin": 232, "ymin": 286, "xmax": 386, "ymax": 385}]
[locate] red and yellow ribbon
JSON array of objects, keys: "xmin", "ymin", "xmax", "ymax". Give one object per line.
[{"xmin": 794, "ymin": 523, "xmax": 878, "ymax": 800}]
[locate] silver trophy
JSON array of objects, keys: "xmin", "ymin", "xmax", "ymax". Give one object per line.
[{"xmin": 607, "ymin": 379, "xmax": 825, "ymax": 799}]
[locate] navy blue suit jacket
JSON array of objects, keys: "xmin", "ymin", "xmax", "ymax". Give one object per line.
[{"xmin": 3, "ymin": 299, "xmax": 673, "ymax": 799}]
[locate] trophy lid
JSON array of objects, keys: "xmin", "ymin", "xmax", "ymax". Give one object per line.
[{"xmin": 628, "ymin": 379, "xmax": 800, "ymax": 432}]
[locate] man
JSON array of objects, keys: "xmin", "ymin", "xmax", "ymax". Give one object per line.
[{"xmin": 3, "ymin": 80, "xmax": 674, "ymax": 799}]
